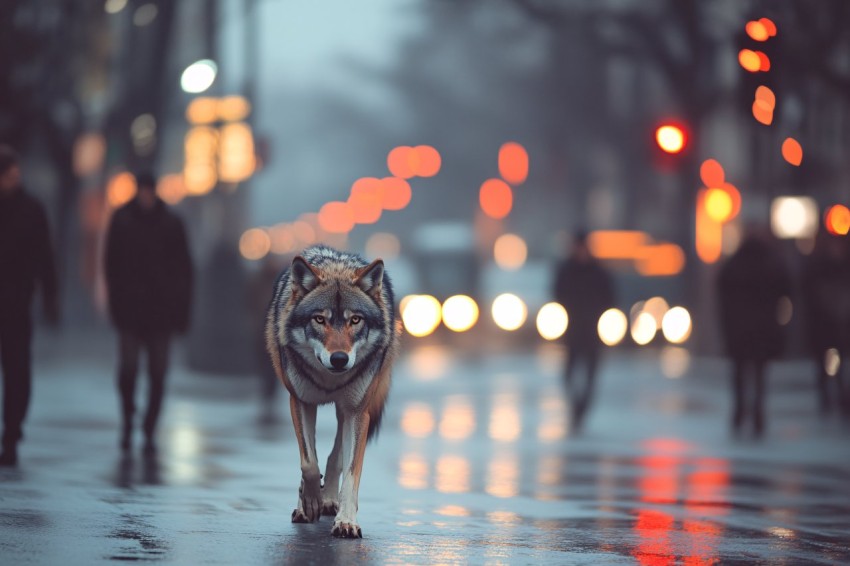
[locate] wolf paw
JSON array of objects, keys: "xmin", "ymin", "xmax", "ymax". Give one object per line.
[
  {"xmin": 321, "ymin": 500, "xmax": 339, "ymax": 517},
  {"xmin": 331, "ymin": 521, "xmax": 362, "ymax": 538},
  {"xmin": 291, "ymin": 509, "xmax": 312, "ymax": 523}
]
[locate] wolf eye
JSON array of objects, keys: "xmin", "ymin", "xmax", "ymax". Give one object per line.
[
  {"xmin": 350, "ymin": 315, "xmax": 362, "ymax": 325},
  {"xmin": 313, "ymin": 315, "xmax": 326, "ymax": 325}
]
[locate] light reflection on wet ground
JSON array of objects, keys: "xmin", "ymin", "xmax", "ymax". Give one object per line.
[{"xmin": 0, "ymin": 343, "xmax": 848, "ymax": 564}]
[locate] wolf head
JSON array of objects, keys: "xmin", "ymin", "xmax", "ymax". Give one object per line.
[{"xmin": 286, "ymin": 254, "xmax": 388, "ymax": 375}]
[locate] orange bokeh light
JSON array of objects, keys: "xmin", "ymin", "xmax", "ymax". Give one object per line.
[
  {"xmin": 756, "ymin": 51, "xmax": 771, "ymax": 71},
  {"xmin": 636, "ymin": 244, "xmax": 686, "ymax": 277},
  {"xmin": 588, "ymin": 230, "xmax": 649, "ymax": 259},
  {"xmin": 696, "ymin": 189, "xmax": 723, "ymax": 264},
  {"xmin": 107, "ymin": 172, "xmax": 137, "ymax": 208},
  {"xmin": 738, "ymin": 49, "xmax": 761, "ymax": 72},
  {"xmin": 381, "ymin": 177, "xmax": 412, "ymax": 210},
  {"xmin": 825, "ymin": 205, "xmax": 850, "ymax": 236},
  {"xmin": 348, "ymin": 177, "xmax": 383, "ymax": 224},
  {"xmin": 699, "ymin": 159, "xmax": 724, "ymax": 188},
  {"xmin": 746, "ymin": 20, "xmax": 769, "ymax": 41},
  {"xmin": 318, "ymin": 201, "xmax": 355, "ymax": 234},
  {"xmin": 498, "ymin": 142, "xmax": 529, "ymax": 185},
  {"xmin": 156, "ymin": 173, "xmax": 186, "ymax": 205},
  {"xmin": 479, "ymin": 179, "xmax": 513, "ymax": 219},
  {"xmin": 655, "ymin": 125, "xmax": 685, "ymax": 154},
  {"xmin": 752, "ymin": 100, "xmax": 774, "ymax": 125},
  {"xmin": 415, "ymin": 145, "xmax": 441, "ymax": 177},
  {"xmin": 782, "ymin": 137, "xmax": 803, "ymax": 166},
  {"xmin": 755, "ymin": 86, "xmax": 775, "ymax": 108},
  {"xmin": 387, "ymin": 146, "xmax": 416, "ymax": 179},
  {"xmin": 760, "ymin": 17, "xmax": 777, "ymax": 37}
]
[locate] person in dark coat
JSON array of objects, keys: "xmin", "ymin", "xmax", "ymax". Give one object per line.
[
  {"xmin": 801, "ymin": 231, "xmax": 850, "ymax": 418},
  {"xmin": 553, "ymin": 231, "xmax": 615, "ymax": 432},
  {"xmin": 104, "ymin": 172, "xmax": 193, "ymax": 454},
  {"xmin": 716, "ymin": 230, "xmax": 791, "ymax": 436},
  {"xmin": 0, "ymin": 145, "xmax": 58, "ymax": 466}
]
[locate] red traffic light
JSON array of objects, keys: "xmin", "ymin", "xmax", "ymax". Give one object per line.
[{"xmin": 655, "ymin": 124, "xmax": 686, "ymax": 154}]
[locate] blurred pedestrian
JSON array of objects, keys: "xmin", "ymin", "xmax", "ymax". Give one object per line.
[
  {"xmin": 717, "ymin": 230, "xmax": 791, "ymax": 437},
  {"xmin": 801, "ymin": 231, "xmax": 850, "ymax": 418},
  {"xmin": 553, "ymin": 231, "xmax": 615, "ymax": 432},
  {"xmin": 0, "ymin": 145, "xmax": 59, "ymax": 466},
  {"xmin": 104, "ymin": 172, "xmax": 193, "ymax": 455}
]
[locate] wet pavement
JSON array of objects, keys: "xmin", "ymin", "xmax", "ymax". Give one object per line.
[{"xmin": 1, "ymin": 335, "xmax": 849, "ymax": 565}]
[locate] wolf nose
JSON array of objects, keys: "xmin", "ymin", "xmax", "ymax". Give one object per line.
[{"xmin": 330, "ymin": 352, "xmax": 349, "ymax": 370}]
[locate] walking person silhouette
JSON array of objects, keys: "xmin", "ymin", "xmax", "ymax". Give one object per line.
[
  {"xmin": 553, "ymin": 231, "xmax": 615, "ymax": 432},
  {"xmin": 0, "ymin": 145, "xmax": 59, "ymax": 466},
  {"xmin": 717, "ymin": 229, "xmax": 791, "ymax": 437},
  {"xmin": 104, "ymin": 172, "xmax": 193, "ymax": 455}
]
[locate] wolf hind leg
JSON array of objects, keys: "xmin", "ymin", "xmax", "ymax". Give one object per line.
[
  {"xmin": 289, "ymin": 397, "xmax": 322, "ymax": 522},
  {"xmin": 322, "ymin": 404, "xmax": 344, "ymax": 517}
]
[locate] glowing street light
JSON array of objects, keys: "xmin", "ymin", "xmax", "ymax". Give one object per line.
[{"xmin": 181, "ymin": 60, "xmax": 218, "ymax": 94}]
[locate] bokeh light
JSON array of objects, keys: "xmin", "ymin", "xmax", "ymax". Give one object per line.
[
  {"xmin": 631, "ymin": 312, "xmax": 657, "ymax": 346},
  {"xmin": 661, "ymin": 307, "xmax": 692, "ymax": 344},
  {"xmin": 536, "ymin": 302, "xmax": 568, "ymax": 341},
  {"xmin": 825, "ymin": 348, "xmax": 841, "ymax": 377},
  {"xmin": 269, "ymin": 224, "xmax": 296, "ymax": 255},
  {"xmin": 73, "ymin": 132, "xmax": 106, "ymax": 177},
  {"xmin": 217, "ymin": 95, "xmax": 251, "ymax": 122},
  {"xmin": 771, "ymin": 196, "xmax": 818, "ymax": 239},
  {"xmin": 738, "ymin": 49, "xmax": 761, "ymax": 72},
  {"xmin": 441, "ymin": 295, "xmax": 479, "ymax": 332},
  {"xmin": 824, "ymin": 204, "xmax": 850, "ymax": 236},
  {"xmin": 156, "ymin": 173, "xmax": 187, "ymax": 205},
  {"xmin": 491, "ymin": 293, "xmax": 527, "ymax": 331},
  {"xmin": 348, "ymin": 178, "xmax": 382, "ymax": 224},
  {"xmin": 643, "ymin": 297, "xmax": 670, "ymax": 327},
  {"xmin": 480, "ymin": 179, "xmax": 513, "ymax": 219},
  {"xmin": 402, "ymin": 295, "xmax": 442, "ymax": 337},
  {"xmin": 655, "ymin": 125, "xmax": 685, "ymax": 154},
  {"xmin": 660, "ymin": 346, "xmax": 691, "ymax": 379},
  {"xmin": 185, "ymin": 97, "xmax": 218, "ymax": 125},
  {"xmin": 759, "ymin": 17, "xmax": 777, "ymax": 37},
  {"xmin": 180, "ymin": 59, "xmax": 217, "ymax": 94},
  {"xmin": 318, "ymin": 201, "xmax": 355, "ymax": 234},
  {"xmin": 239, "ymin": 228, "xmax": 271, "ymax": 261},
  {"xmin": 381, "ymin": 177, "xmax": 412, "ymax": 210},
  {"xmin": 493, "ymin": 233, "xmax": 527, "ymax": 270},
  {"xmin": 107, "ymin": 172, "xmax": 136, "ymax": 207},
  {"xmin": 498, "ymin": 142, "xmax": 528, "ymax": 185},
  {"xmin": 597, "ymin": 308, "xmax": 627, "ymax": 346},
  {"xmin": 365, "ymin": 232, "xmax": 401, "ymax": 260},
  {"xmin": 401, "ymin": 403, "xmax": 435, "ymax": 438},
  {"xmin": 699, "ymin": 159, "xmax": 724, "ymax": 188},
  {"xmin": 745, "ymin": 20, "xmax": 769, "ymax": 41},
  {"xmin": 414, "ymin": 145, "xmax": 441, "ymax": 177},
  {"xmin": 705, "ymin": 187, "xmax": 734, "ymax": 223},
  {"xmin": 782, "ymin": 137, "xmax": 803, "ymax": 166}
]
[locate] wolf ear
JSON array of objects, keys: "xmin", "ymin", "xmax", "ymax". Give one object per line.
[
  {"xmin": 290, "ymin": 256, "xmax": 322, "ymax": 293},
  {"xmin": 355, "ymin": 259, "xmax": 384, "ymax": 298}
]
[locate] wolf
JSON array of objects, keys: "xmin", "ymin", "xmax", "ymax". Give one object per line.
[{"xmin": 265, "ymin": 245, "xmax": 401, "ymax": 538}]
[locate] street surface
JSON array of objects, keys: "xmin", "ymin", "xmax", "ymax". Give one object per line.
[{"xmin": 1, "ymin": 333, "xmax": 848, "ymax": 564}]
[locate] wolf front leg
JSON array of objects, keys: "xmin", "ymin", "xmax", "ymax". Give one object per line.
[
  {"xmin": 289, "ymin": 397, "xmax": 322, "ymax": 523},
  {"xmin": 331, "ymin": 410, "xmax": 370, "ymax": 538},
  {"xmin": 321, "ymin": 404, "xmax": 344, "ymax": 517}
]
